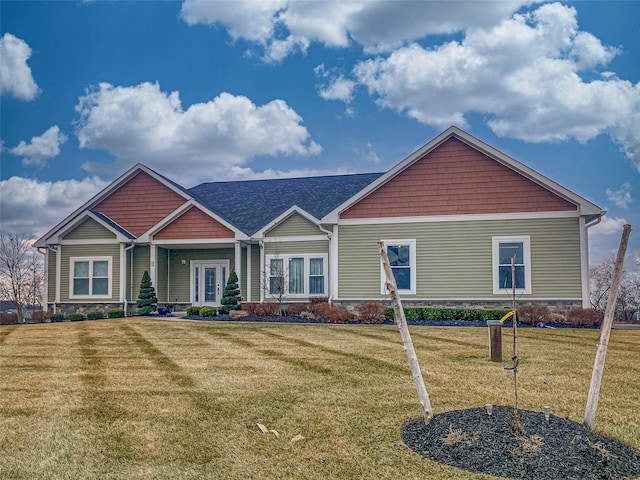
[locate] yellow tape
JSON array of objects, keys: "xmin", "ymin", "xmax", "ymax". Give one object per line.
[{"xmin": 500, "ymin": 310, "xmax": 515, "ymax": 323}]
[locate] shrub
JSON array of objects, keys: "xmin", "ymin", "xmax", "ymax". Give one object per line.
[
  {"xmin": 313, "ymin": 302, "xmax": 355, "ymax": 324},
  {"xmin": 517, "ymin": 304, "xmax": 551, "ymax": 325},
  {"xmin": 387, "ymin": 307, "xmax": 512, "ymax": 322},
  {"xmin": 108, "ymin": 309, "xmax": 124, "ymax": 319},
  {"xmin": 136, "ymin": 270, "xmax": 158, "ymax": 315},
  {"xmin": 287, "ymin": 303, "xmax": 308, "ymax": 316},
  {"xmin": 255, "ymin": 302, "xmax": 279, "ymax": 316},
  {"xmin": 32, "ymin": 311, "xmax": 51, "ymax": 323},
  {"xmin": 0, "ymin": 312, "xmax": 19, "ymax": 325},
  {"xmin": 51, "ymin": 313, "xmax": 64, "ymax": 322},
  {"xmin": 199, "ymin": 306, "xmax": 217, "ymax": 318},
  {"xmin": 186, "ymin": 306, "xmax": 201, "ymax": 316},
  {"xmin": 69, "ymin": 313, "xmax": 84, "ymax": 322},
  {"xmin": 549, "ymin": 313, "xmax": 566, "ymax": 323},
  {"xmin": 357, "ymin": 302, "xmax": 388, "ymax": 324},
  {"xmin": 566, "ymin": 307, "xmax": 603, "ymax": 327},
  {"xmin": 241, "ymin": 302, "xmax": 259, "ymax": 315},
  {"xmin": 87, "ymin": 311, "xmax": 103, "ymax": 320},
  {"xmin": 221, "ymin": 271, "xmax": 242, "ymax": 313}
]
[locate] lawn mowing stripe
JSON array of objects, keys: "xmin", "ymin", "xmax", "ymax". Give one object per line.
[
  {"xmin": 256, "ymin": 328, "xmax": 411, "ymax": 376},
  {"xmin": 205, "ymin": 329, "xmax": 335, "ymax": 375},
  {"xmin": 0, "ymin": 325, "xmax": 17, "ymax": 344},
  {"xmin": 118, "ymin": 324, "xmax": 225, "ymax": 420},
  {"xmin": 76, "ymin": 327, "xmax": 137, "ymax": 463}
]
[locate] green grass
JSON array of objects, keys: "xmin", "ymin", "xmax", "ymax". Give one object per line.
[{"xmin": 1, "ymin": 319, "xmax": 638, "ymax": 479}]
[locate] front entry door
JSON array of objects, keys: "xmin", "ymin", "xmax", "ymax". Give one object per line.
[{"xmin": 192, "ymin": 261, "xmax": 228, "ymax": 307}]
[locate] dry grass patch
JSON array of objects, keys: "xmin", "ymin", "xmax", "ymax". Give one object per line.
[{"xmin": 1, "ymin": 318, "xmax": 638, "ymax": 479}]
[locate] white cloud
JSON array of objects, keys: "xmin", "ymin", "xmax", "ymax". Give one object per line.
[
  {"xmin": 74, "ymin": 82, "xmax": 321, "ymax": 186},
  {"xmin": 0, "ymin": 176, "xmax": 109, "ymax": 238},
  {"xmin": 10, "ymin": 126, "xmax": 68, "ymax": 167},
  {"xmin": 180, "ymin": 0, "xmax": 527, "ymax": 61},
  {"xmin": 354, "ymin": 143, "xmax": 381, "ymax": 165},
  {"xmin": 606, "ymin": 183, "xmax": 633, "ymax": 210},
  {"xmin": 590, "ymin": 215, "xmax": 629, "ymax": 236},
  {"xmin": 350, "ymin": 3, "xmax": 640, "ymax": 171},
  {"xmin": 0, "ymin": 33, "xmax": 41, "ymax": 101},
  {"xmin": 318, "ymin": 75, "xmax": 356, "ymax": 103}
]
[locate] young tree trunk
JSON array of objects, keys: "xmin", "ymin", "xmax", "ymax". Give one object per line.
[
  {"xmin": 584, "ymin": 224, "xmax": 632, "ymax": 429},
  {"xmin": 379, "ymin": 241, "xmax": 433, "ymax": 424}
]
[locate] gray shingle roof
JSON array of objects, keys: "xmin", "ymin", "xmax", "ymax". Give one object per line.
[{"xmin": 188, "ymin": 173, "xmax": 383, "ymax": 235}]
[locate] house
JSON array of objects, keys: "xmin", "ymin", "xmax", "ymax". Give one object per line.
[{"xmin": 34, "ymin": 126, "xmax": 605, "ymax": 316}]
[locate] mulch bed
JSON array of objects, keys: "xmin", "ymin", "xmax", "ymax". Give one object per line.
[{"xmin": 402, "ymin": 406, "xmax": 640, "ymax": 480}]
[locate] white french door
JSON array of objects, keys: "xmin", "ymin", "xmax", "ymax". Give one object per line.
[{"xmin": 191, "ymin": 260, "xmax": 229, "ymax": 307}]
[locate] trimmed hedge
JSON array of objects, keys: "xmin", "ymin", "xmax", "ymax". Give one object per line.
[
  {"xmin": 69, "ymin": 313, "xmax": 85, "ymax": 322},
  {"xmin": 108, "ymin": 309, "xmax": 124, "ymax": 319},
  {"xmin": 51, "ymin": 313, "xmax": 64, "ymax": 322},
  {"xmin": 87, "ymin": 311, "xmax": 103, "ymax": 320},
  {"xmin": 186, "ymin": 306, "xmax": 201, "ymax": 316},
  {"xmin": 387, "ymin": 307, "xmax": 512, "ymax": 322},
  {"xmin": 199, "ymin": 306, "xmax": 217, "ymax": 318}
]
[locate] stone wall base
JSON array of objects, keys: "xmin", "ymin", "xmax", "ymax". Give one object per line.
[{"xmin": 334, "ymin": 299, "xmax": 583, "ymax": 314}]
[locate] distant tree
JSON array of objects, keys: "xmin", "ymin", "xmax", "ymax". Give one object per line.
[
  {"xmin": 136, "ymin": 270, "xmax": 157, "ymax": 315},
  {"xmin": 221, "ymin": 270, "xmax": 241, "ymax": 313},
  {"xmin": 0, "ymin": 232, "xmax": 43, "ymax": 322},
  {"xmin": 590, "ymin": 254, "xmax": 640, "ymax": 321}
]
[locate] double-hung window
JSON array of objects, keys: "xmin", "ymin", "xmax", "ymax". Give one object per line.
[
  {"xmin": 70, "ymin": 256, "xmax": 112, "ymax": 298},
  {"xmin": 266, "ymin": 254, "xmax": 327, "ymax": 297},
  {"xmin": 380, "ymin": 239, "xmax": 416, "ymax": 295},
  {"xmin": 492, "ymin": 236, "xmax": 531, "ymax": 294}
]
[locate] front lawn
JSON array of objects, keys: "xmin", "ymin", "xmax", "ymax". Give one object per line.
[{"xmin": 1, "ymin": 319, "xmax": 638, "ymax": 479}]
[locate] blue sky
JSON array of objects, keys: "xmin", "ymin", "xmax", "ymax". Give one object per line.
[{"xmin": 1, "ymin": 1, "xmax": 638, "ymax": 269}]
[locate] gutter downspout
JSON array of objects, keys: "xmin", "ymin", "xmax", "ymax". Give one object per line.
[
  {"xmin": 581, "ymin": 212, "xmax": 606, "ymax": 308},
  {"xmin": 318, "ymin": 224, "xmax": 334, "ymax": 304}
]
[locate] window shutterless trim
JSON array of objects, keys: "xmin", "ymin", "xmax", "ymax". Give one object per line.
[
  {"xmin": 492, "ymin": 236, "xmax": 532, "ymax": 295},
  {"xmin": 69, "ymin": 256, "xmax": 113, "ymax": 299},
  {"xmin": 264, "ymin": 253, "xmax": 328, "ymax": 298},
  {"xmin": 380, "ymin": 239, "xmax": 417, "ymax": 295}
]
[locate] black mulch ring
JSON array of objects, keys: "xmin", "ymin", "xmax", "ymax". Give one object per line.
[{"xmin": 402, "ymin": 406, "xmax": 640, "ymax": 480}]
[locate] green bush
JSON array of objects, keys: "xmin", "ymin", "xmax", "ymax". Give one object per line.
[
  {"xmin": 136, "ymin": 270, "xmax": 158, "ymax": 315},
  {"xmin": 199, "ymin": 306, "xmax": 217, "ymax": 318},
  {"xmin": 51, "ymin": 313, "xmax": 64, "ymax": 322},
  {"xmin": 387, "ymin": 307, "xmax": 512, "ymax": 322},
  {"xmin": 186, "ymin": 306, "xmax": 201, "ymax": 316},
  {"xmin": 87, "ymin": 311, "xmax": 103, "ymax": 320},
  {"xmin": 221, "ymin": 271, "xmax": 241, "ymax": 313},
  {"xmin": 108, "ymin": 309, "xmax": 124, "ymax": 318},
  {"xmin": 69, "ymin": 313, "xmax": 84, "ymax": 322}
]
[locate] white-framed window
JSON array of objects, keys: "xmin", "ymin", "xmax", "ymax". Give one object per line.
[
  {"xmin": 380, "ymin": 239, "xmax": 416, "ymax": 295},
  {"xmin": 492, "ymin": 236, "xmax": 531, "ymax": 295},
  {"xmin": 266, "ymin": 254, "xmax": 327, "ymax": 297},
  {"xmin": 70, "ymin": 256, "xmax": 112, "ymax": 298}
]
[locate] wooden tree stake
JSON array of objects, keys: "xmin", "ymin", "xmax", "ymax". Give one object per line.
[
  {"xmin": 379, "ymin": 241, "xmax": 433, "ymax": 424},
  {"xmin": 584, "ymin": 224, "xmax": 632, "ymax": 429}
]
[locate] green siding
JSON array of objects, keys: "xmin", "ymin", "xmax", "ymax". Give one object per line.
[
  {"xmin": 264, "ymin": 240, "xmax": 329, "ymax": 256},
  {"xmin": 157, "ymin": 248, "xmax": 168, "ymax": 302},
  {"xmin": 60, "ymin": 244, "xmax": 120, "ymax": 302},
  {"xmin": 167, "ymin": 248, "xmax": 234, "ymax": 303},
  {"xmin": 337, "ymin": 217, "xmax": 582, "ymax": 300},
  {"xmin": 266, "ymin": 213, "xmax": 324, "ymax": 237},
  {"xmin": 47, "ymin": 249, "xmax": 56, "ymax": 302},
  {"xmin": 127, "ymin": 245, "xmax": 149, "ymax": 302},
  {"xmin": 63, "ymin": 218, "xmax": 116, "ymax": 240}
]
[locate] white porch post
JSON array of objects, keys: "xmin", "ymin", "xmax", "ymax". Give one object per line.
[
  {"xmin": 246, "ymin": 244, "xmax": 252, "ymax": 302},
  {"xmin": 235, "ymin": 241, "xmax": 241, "ymax": 283},
  {"xmin": 150, "ymin": 244, "xmax": 157, "ymax": 291},
  {"xmin": 55, "ymin": 245, "xmax": 61, "ymax": 304},
  {"xmin": 259, "ymin": 241, "xmax": 265, "ymax": 302}
]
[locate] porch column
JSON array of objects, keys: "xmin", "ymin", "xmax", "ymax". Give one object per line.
[
  {"xmin": 235, "ymin": 241, "xmax": 241, "ymax": 285},
  {"xmin": 55, "ymin": 245, "xmax": 61, "ymax": 304},
  {"xmin": 259, "ymin": 241, "xmax": 265, "ymax": 302},
  {"xmin": 119, "ymin": 244, "xmax": 126, "ymax": 303},
  {"xmin": 330, "ymin": 225, "xmax": 339, "ymax": 301},
  {"xmin": 246, "ymin": 244, "xmax": 252, "ymax": 302},
  {"xmin": 150, "ymin": 245, "xmax": 157, "ymax": 292}
]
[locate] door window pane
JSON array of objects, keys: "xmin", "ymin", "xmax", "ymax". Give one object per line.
[{"xmin": 205, "ymin": 267, "xmax": 217, "ymax": 302}]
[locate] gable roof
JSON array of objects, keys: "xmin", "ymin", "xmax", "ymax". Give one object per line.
[
  {"xmin": 189, "ymin": 173, "xmax": 383, "ymax": 236},
  {"xmin": 322, "ymin": 126, "xmax": 605, "ymax": 224}
]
